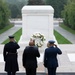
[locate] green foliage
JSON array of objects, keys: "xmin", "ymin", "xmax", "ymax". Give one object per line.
[
  {"xmin": 6, "ymin": 0, "xmax": 27, "ymax": 18},
  {"xmin": 8, "ymin": 4, "xmax": 20, "ymax": 18},
  {"xmin": 61, "ymin": 5, "xmax": 69, "ymax": 26},
  {"xmin": 62, "ymin": 0, "xmax": 75, "ymax": 30},
  {"xmin": 54, "ymin": 30, "xmax": 72, "ymax": 44},
  {"xmin": 46, "ymin": 0, "xmax": 67, "ymax": 18},
  {"xmin": 28, "ymin": 0, "xmax": 45, "ymax": 5},
  {"xmin": 0, "ymin": 0, "xmax": 10, "ymax": 29},
  {"xmin": 68, "ymin": 3, "xmax": 75, "ymax": 29},
  {"xmin": 6, "ymin": 0, "xmax": 27, "ymax": 5}
]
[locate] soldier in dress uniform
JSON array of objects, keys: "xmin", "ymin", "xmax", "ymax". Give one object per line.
[
  {"xmin": 3, "ymin": 35, "xmax": 20, "ymax": 75},
  {"xmin": 44, "ymin": 40, "xmax": 62, "ymax": 75}
]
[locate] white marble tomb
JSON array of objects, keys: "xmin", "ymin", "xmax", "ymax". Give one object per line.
[{"xmin": 19, "ymin": 5, "xmax": 56, "ymax": 46}]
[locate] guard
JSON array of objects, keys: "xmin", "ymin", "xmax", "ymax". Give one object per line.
[{"xmin": 3, "ymin": 35, "xmax": 20, "ymax": 75}]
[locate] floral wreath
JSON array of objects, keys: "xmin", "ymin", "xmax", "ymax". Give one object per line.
[{"xmin": 31, "ymin": 32, "xmax": 46, "ymax": 47}]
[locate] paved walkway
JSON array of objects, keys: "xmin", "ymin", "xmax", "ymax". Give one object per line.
[
  {"xmin": 54, "ymin": 26, "xmax": 75, "ymax": 44},
  {"xmin": 0, "ymin": 26, "xmax": 21, "ymax": 44},
  {"xmin": 0, "ymin": 44, "xmax": 75, "ymax": 72}
]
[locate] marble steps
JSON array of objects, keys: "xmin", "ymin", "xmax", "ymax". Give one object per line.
[{"xmin": 0, "ymin": 73, "xmax": 75, "ymax": 75}]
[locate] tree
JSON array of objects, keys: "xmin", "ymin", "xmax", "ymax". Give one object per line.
[
  {"xmin": 0, "ymin": 0, "xmax": 10, "ymax": 29},
  {"xmin": 6, "ymin": 0, "xmax": 27, "ymax": 18},
  {"xmin": 61, "ymin": 4, "xmax": 69, "ymax": 26},
  {"xmin": 8, "ymin": 4, "xmax": 20, "ymax": 18},
  {"xmin": 46, "ymin": 0, "xmax": 67, "ymax": 18},
  {"xmin": 6, "ymin": 0, "xmax": 28, "ymax": 5},
  {"xmin": 62, "ymin": 0, "xmax": 75, "ymax": 30},
  {"xmin": 28, "ymin": 0, "xmax": 45, "ymax": 5}
]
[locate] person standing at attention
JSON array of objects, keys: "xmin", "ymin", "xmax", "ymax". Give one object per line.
[
  {"xmin": 44, "ymin": 40, "xmax": 62, "ymax": 75},
  {"xmin": 22, "ymin": 41, "xmax": 40, "ymax": 75},
  {"xmin": 3, "ymin": 35, "xmax": 20, "ymax": 75}
]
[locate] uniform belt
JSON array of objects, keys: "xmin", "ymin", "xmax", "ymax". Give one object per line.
[{"xmin": 8, "ymin": 52, "xmax": 17, "ymax": 54}]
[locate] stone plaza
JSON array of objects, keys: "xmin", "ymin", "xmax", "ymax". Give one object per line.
[{"xmin": 0, "ymin": 44, "xmax": 75, "ymax": 73}]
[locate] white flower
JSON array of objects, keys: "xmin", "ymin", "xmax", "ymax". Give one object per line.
[{"xmin": 31, "ymin": 32, "xmax": 46, "ymax": 47}]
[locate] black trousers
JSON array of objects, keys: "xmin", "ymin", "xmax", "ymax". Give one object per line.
[
  {"xmin": 26, "ymin": 68, "xmax": 36, "ymax": 75},
  {"xmin": 47, "ymin": 67, "xmax": 57, "ymax": 75},
  {"xmin": 7, "ymin": 72, "xmax": 16, "ymax": 75}
]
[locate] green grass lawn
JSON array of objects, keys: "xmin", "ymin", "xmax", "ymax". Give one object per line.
[
  {"xmin": 0, "ymin": 24, "xmax": 14, "ymax": 34},
  {"xmin": 54, "ymin": 30, "xmax": 72, "ymax": 44},
  {"xmin": 2, "ymin": 28, "xmax": 22, "ymax": 44},
  {"xmin": 60, "ymin": 23, "xmax": 75, "ymax": 35}
]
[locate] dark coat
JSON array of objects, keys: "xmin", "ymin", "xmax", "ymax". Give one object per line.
[
  {"xmin": 3, "ymin": 42, "xmax": 20, "ymax": 72},
  {"xmin": 22, "ymin": 46, "xmax": 40, "ymax": 68},
  {"xmin": 44, "ymin": 46, "xmax": 62, "ymax": 68}
]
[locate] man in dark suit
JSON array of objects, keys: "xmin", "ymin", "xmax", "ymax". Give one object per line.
[
  {"xmin": 44, "ymin": 40, "xmax": 62, "ymax": 75},
  {"xmin": 3, "ymin": 35, "xmax": 20, "ymax": 75},
  {"xmin": 22, "ymin": 41, "xmax": 40, "ymax": 75}
]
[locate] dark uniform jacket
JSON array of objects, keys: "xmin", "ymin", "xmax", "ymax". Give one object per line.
[
  {"xmin": 22, "ymin": 46, "xmax": 40, "ymax": 68},
  {"xmin": 3, "ymin": 42, "xmax": 20, "ymax": 72},
  {"xmin": 44, "ymin": 46, "xmax": 62, "ymax": 68}
]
